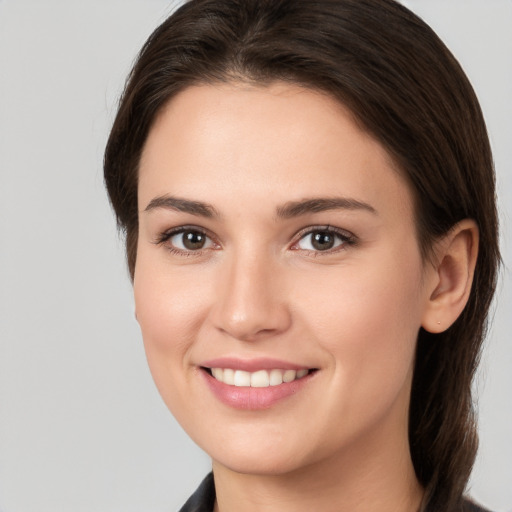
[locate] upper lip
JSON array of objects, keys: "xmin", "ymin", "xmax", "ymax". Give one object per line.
[{"xmin": 199, "ymin": 357, "xmax": 313, "ymax": 372}]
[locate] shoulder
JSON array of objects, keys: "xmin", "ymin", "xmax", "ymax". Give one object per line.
[
  {"xmin": 177, "ymin": 478, "xmax": 493, "ymax": 512},
  {"xmin": 179, "ymin": 473, "xmax": 216, "ymax": 512},
  {"xmin": 462, "ymin": 498, "xmax": 493, "ymax": 512}
]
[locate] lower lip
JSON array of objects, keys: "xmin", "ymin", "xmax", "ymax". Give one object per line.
[{"xmin": 201, "ymin": 369, "xmax": 315, "ymax": 410}]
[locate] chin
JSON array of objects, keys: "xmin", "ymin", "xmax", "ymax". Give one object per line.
[
  {"xmin": 213, "ymin": 452, "xmax": 303, "ymax": 476},
  {"xmin": 204, "ymin": 434, "xmax": 318, "ymax": 477}
]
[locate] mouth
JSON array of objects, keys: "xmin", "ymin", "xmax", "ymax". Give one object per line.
[
  {"xmin": 203, "ymin": 367, "xmax": 314, "ymax": 387},
  {"xmin": 199, "ymin": 363, "xmax": 318, "ymax": 409}
]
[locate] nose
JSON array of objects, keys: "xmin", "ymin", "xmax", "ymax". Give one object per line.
[{"xmin": 210, "ymin": 251, "xmax": 292, "ymax": 342}]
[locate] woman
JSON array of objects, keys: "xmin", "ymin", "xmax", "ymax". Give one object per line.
[{"xmin": 104, "ymin": 1, "xmax": 500, "ymax": 511}]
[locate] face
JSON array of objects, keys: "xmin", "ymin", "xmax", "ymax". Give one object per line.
[{"xmin": 135, "ymin": 83, "xmax": 432, "ymax": 477}]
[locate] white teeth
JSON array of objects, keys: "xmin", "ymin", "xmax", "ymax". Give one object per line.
[
  {"xmin": 269, "ymin": 369, "xmax": 283, "ymax": 386},
  {"xmin": 210, "ymin": 368, "xmax": 310, "ymax": 387},
  {"xmin": 234, "ymin": 370, "xmax": 251, "ymax": 387},
  {"xmin": 211, "ymin": 368, "xmax": 223, "ymax": 380},
  {"xmin": 297, "ymin": 369, "xmax": 308, "ymax": 379},
  {"xmin": 250, "ymin": 370, "xmax": 270, "ymax": 388},
  {"xmin": 283, "ymin": 369, "xmax": 296, "ymax": 383},
  {"xmin": 223, "ymin": 368, "xmax": 235, "ymax": 385}
]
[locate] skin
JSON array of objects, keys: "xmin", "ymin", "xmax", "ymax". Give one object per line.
[{"xmin": 134, "ymin": 83, "xmax": 478, "ymax": 512}]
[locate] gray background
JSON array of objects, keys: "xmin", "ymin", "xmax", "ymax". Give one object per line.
[{"xmin": 0, "ymin": 1, "xmax": 510, "ymax": 511}]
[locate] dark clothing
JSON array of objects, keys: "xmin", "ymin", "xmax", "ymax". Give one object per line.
[
  {"xmin": 179, "ymin": 473, "xmax": 492, "ymax": 512},
  {"xmin": 463, "ymin": 501, "xmax": 492, "ymax": 512},
  {"xmin": 179, "ymin": 474, "xmax": 215, "ymax": 512}
]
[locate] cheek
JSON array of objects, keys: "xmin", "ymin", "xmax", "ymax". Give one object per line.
[
  {"xmin": 133, "ymin": 253, "xmax": 213, "ymax": 393},
  {"xmin": 291, "ymin": 250, "xmax": 425, "ymax": 402}
]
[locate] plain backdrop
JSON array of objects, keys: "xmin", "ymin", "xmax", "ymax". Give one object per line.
[{"xmin": 0, "ymin": 1, "xmax": 511, "ymax": 511}]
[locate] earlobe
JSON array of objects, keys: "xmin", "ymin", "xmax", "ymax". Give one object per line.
[{"xmin": 421, "ymin": 220, "xmax": 479, "ymax": 333}]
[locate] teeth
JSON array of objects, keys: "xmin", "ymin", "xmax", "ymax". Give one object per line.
[
  {"xmin": 211, "ymin": 368, "xmax": 223, "ymax": 380},
  {"xmin": 297, "ymin": 369, "xmax": 308, "ymax": 378},
  {"xmin": 283, "ymin": 369, "xmax": 296, "ymax": 383},
  {"xmin": 223, "ymin": 368, "xmax": 235, "ymax": 385},
  {"xmin": 269, "ymin": 369, "xmax": 284, "ymax": 386},
  {"xmin": 209, "ymin": 368, "xmax": 310, "ymax": 387},
  {"xmin": 251, "ymin": 370, "xmax": 270, "ymax": 388},
  {"xmin": 234, "ymin": 370, "xmax": 251, "ymax": 387}
]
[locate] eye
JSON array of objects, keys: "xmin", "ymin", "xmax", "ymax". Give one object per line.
[
  {"xmin": 171, "ymin": 229, "xmax": 213, "ymax": 250},
  {"xmin": 293, "ymin": 227, "xmax": 354, "ymax": 252},
  {"xmin": 156, "ymin": 227, "xmax": 216, "ymax": 253}
]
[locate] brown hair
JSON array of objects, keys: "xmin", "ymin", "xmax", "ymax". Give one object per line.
[{"xmin": 104, "ymin": 1, "xmax": 500, "ymax": 510}]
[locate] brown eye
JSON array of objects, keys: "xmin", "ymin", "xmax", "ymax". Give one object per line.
[
  {"xmin": 182, "ymin": 231, "xmax": 206, "ymax": 250},
  {"xmin": 168, "ymin": 229, "xmax": 214, "ymax": 251},
  {"xmin": 311, "ymin": 232, "xmax": 335, "ymax": 250},
  {"xmin": 296, "ymin": 229, "xmax": 349, "ymax": 252}
]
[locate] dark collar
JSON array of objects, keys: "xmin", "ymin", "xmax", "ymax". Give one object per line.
[
  {"xmin": 178, "ymin": 473, "xmax": 492, "ymax": 512},
  {"xmin": 179, "ymin": 473, "xmax": 216, "ymax": 512}
]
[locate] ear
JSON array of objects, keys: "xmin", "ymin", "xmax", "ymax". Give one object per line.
[{"xmin": 421, "ymin": 220, "xmax": 479, "ymax": 333}]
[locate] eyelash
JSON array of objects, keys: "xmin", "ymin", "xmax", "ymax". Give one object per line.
[
  {"xmin": 154, "ymin": 225, "xmax": 357, "ymax": 257},
  {"xmin": 153, "ymin": 225, "xmax": 218, "ymax": 257},
  {"xmin": 291, "ymin": 225, "xmax": 357, "ymax": 255}
]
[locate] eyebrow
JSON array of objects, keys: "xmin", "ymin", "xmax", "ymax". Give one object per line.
[
  {"xmin": 143, "ymin": 194, "xmax": 377, "ymax": 219},
  {"xmin": 144, "ymin": 195, "xmax": 220, "ymax": 218},
  {"xmin": 276, "ymin": 197, "xmax": 377, "ymax": 218}
]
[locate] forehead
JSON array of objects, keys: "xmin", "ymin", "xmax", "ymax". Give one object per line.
[{"xmin": 138, "ymin": 82, "xmax": 413, "ymax": 221}]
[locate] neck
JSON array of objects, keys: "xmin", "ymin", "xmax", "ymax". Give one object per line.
[
  {"xmin": 212, "ymin": 396, "xmax": 423, "ymax": 512},
  {"xmin": 213, "ymin": 453, "xmax": 422, "ymax": 512}
]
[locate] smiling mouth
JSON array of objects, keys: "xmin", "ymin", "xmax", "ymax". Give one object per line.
[{"xmin": 203, "ymin": 367, "xmax": 316, "ymax": 387}]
